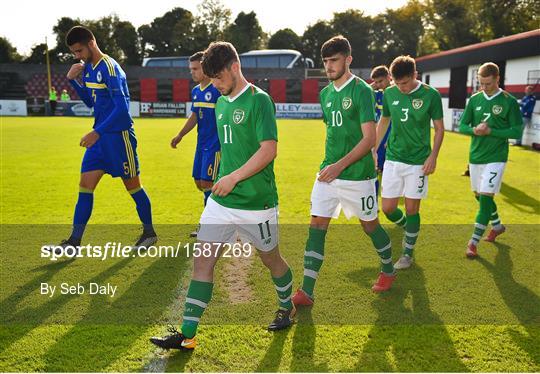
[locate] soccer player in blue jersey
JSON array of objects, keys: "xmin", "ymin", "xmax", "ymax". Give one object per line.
[
  {"xmin": 171, "ymin": 51, "xmax": 221, "ymax": 236},
  {"xmin": 370, "ymin": 65, "xmax": 392, "ymax": 197},
  {"xmin": 53, "ymin": 26, "xmax": 157, "ymax": 252}
]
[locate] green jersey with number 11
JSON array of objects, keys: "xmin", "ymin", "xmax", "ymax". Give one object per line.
[
  {"xmin": 459, "ymin": 89, "xmax": 523, "ymax": 164},
  {"xmin": 212, "ymin": 84, "xmax": 278, "ymax": 210},
  {"xmin": 382, "ymin": 82, "xmax": 443, "ymax": 165},
  {"xmin": 319, "ymin": 75, "xmax": 377, "ymax": 181}
]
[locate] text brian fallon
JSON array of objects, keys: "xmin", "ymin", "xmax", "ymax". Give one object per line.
[{"xmin": 40, "ymin": 282, "xmax": 117, "ymax": 298}]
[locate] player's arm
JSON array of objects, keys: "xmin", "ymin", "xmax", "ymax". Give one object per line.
[
  {"xmin": 487, "ymin": 99, "xmax": 524, "ymax": 139},
  {"xmin": 171, "ymin": 112, "xmax": 197, "ymax": 148},
  {"xmin": 423, "ymin": 118, "xmax": 444, "ymax": 175},
  {"xmin": 458, "ymin": 100, "xmax": 475, "ymax": 135},
  {"xmin": 92, "ymin": 67, "xmax": 131, "ymax": 136},
  {"xmin": 375, "ymin": 116, "xmax": 391, "ymax": 149},
  {"xmin": 422, "ymin": 92, "xmax": 445, "ymax": 174},
  {"xmin": 67, "ymin": 63, "xmax": 93, "ymax": 108},
  {"xmin": 319, "ymin": 121, "xmax": 376, "ymax": 183},
  {"xmin": 213, "ymin": 94, "xmax": 278, "ymax": 197}
]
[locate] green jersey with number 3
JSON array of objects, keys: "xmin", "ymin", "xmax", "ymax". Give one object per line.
[
  {"xmin": 319, "ymin": 75, "xmax": 377, "ymax": 181},
  {"xmin": 212, "ymin": 84, "xmax": 278, "ymax": 210},
  {"xmin": 382, "ymin": 82, "xmax": 443, "ymax": 165},
  {"xmin": 459, "ymin": 89, "xmax": 523, "ymax": 164}
]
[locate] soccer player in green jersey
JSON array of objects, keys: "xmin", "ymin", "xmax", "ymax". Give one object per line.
[
  {"xmin": 375, "ymin": 55, "xmax": 445, "ymax": 270},
  {"xmin": 292, "ymin": 36, "xmax": 397, "ymax": 308},
  {"xmin": 458, "ymin": 62, "xmax": 523, "ymax": 258},
  {"xmin": 150, "ymin": 42, "xmax": 295, "ymax": 350}
]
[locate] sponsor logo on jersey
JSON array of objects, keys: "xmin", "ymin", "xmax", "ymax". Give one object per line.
[
  {"xmin": 194, "ymin": 95, "xmax": 197, "ymax": 100},
  {"xmin": 476, "ymin": 106, "xmax": 482, "ymax": 111},
  {"xmin": 492, "ymin": 105, "xmax": 503, "ymax": 115},
  {"xmin": 412, "ymin": 99, "xmax": 423, "ymax": 109},
  {"xmin": 218, "ymin": 113, "xmax": 223, "ymax": 119},
  {"xmin": 326, "ymin": 102, "xmax": 332, "ymax": 108},
  {"xmin": 342, "ymin": 97, "xmax": 352, "ymax": 110},
  {"xmin": 205, "ymin": 92, "xmax": 212, "ymax": 101},
  {"xmin": 392, "ymin": 100, "xmax": 399, "ymax": 105},
  {"xmin": 233, "ymin": 109, "xmax": 245, "ymax": 124},
  {"xmin": 96, "ymin": 71, "xmax": 102, "ymax": 83},
  {"xmin": 85, "ymin": 73, "xmax": 90, "ymax": 78}
]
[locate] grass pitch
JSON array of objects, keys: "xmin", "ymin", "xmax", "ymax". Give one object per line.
[{"xmin": 0, "ymin": 117, "xmax": 539, "ymax": 372}]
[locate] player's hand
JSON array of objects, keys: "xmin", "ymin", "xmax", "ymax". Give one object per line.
[
  {"xmin": 318, "ymin": 163, "xmax": 344, "ymax": 183},
  {"xmin": 422, "ymin": 154, "xmax": 437, "ymax": 175},
  {"xmin": 212, "ymin": 173, "xmax": 239, "ymax": 197},
  {"xmin": 170, "ymin": 134, "xmax": 183, "ymax": 148},
  {"xmin": 67, "ymin": 63, "xmax": 85, "ymax": 80},
  {"xmin": 473, "ymin": 122, "xmax": 491, "ymax": 136},
  {"xmin": 80, "ymin": 131, "xmax": 100, "ymax": 148}
]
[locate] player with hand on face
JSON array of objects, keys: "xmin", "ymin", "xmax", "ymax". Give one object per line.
[{"xmin": 50, "ymin": 26, "xmax": 156, "ymax": 255}]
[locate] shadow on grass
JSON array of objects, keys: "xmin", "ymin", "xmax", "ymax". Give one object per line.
[
  {"xmin": 35, "ymin": 255, "xmax": 189, "ymax": 372},
  {"xmin": 254, "ymin": 328, "xmax": 291, "ymax": 372},
  {"xmin": 477, "ymin": 242, "xmax": 540, "ymax": 366},
  {"xmin": 500, "ymin": 182, "xmax": 540, "ymax": 216},
  {"xmin": 348, "ymin": 266, "xmax": 469, "ymax": 372},
  {"xmin": 290, "ymin": 308, "xmax": 329, "ymax": 372}
]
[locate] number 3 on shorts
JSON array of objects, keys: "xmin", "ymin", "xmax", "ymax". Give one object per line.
[{"xmin": 418, "ymin": 175, "xmax": 425, "ymax": 189}]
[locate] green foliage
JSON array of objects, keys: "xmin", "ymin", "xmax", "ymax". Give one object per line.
[
  {"xmin": 224, "ymin": 11, "xmax": 266, "ymax": 53},
  {"xmin": 0, "ymin": 36, "xmax": 21, "ymax": 63},
  {"xmin": 268, "ymin": 29, "xmax": 303, "ymax": 51}
]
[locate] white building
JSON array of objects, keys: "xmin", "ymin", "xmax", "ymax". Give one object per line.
[{"xmin": 416, "ymin": 29, "xmax": 540, "ymax": 146}]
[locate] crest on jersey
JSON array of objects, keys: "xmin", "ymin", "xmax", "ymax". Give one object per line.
[
  {"xmin": 412, "ymin": 99, "xmax": 423, "ymax": 109},
  {"xmin": 492, "ymin": 105, "xmax": 503, "ymax": 115},
  {"xmin": 342, "ymin": 97, "xmax": 352, "ymax": 110},
  {"xmin": 233, "ymin": 109, "xmax": 245, "ymax": 124},
  {"xmin": 96, "ymin": 71, "xmax": 102, "ymax": 83},
  {"xmin": 205, "ymin": 92, "xmax": 212, "ymax": 101},
  {"xmin": 85, "ymin": 73, "xmax": 89, "ymax": 78}
]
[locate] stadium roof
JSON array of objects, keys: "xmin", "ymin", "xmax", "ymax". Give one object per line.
[{"xmin": 416, "ymin": 29, "xmax": 540, "ymax": 72}]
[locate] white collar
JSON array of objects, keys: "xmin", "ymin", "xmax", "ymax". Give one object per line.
[
  {"xmin": 483, "ymin": 88, "xmax": 502, "ymax": 101},
  {"xmin": 333, "ymin": 74, "xmax": 356, "ymax": 92},
  {"xmin": 227, "ymin": 83, "xmax": 250, "ymax": 102},
  {"xmin": 408, "ymin": 81, "xmax": 422, "ymax": 94}
]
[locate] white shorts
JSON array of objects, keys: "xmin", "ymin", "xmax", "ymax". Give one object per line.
[
  {"xmin": 469, "ymin": 162, "xmax": 506, "ymax": 194},
  {"xmin": 198, "ymin": 197, "xmax": 279, "ymax": 252},
  {"xmin": 310, "ymin": 175, "xmax": 378, "ymax": 221},
  {"xmin": 381, "ymin": 160, "xmax": 428, "ymax": 199}
]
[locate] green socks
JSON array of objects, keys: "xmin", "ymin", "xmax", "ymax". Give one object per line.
[
  {"xmin": 181, "ymin": 280, "xmax": 214, "ymax": 338},
  {"xmin": 471, "ymin": 195, "xmax": 494, "ymax": 244},
  {"xmin": 404, "ymin": 213, "xmax": 420, "ymax": 257},
  {"xmin": 385, "ymin": 208, "xmax": 407, "ymax": 229},
  {"xmin": 272, "ymin": 267, "xmax": 293, "ymax": 310},
  {"xmin": 301, "ymin": 227, "xmax": 327, "ymax": 298},
  {"xmin": 367, "ymin": 224, "xmax": 394, "ymax": 274}
]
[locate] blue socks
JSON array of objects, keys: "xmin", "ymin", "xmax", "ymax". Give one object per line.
[
  {"xmin": 70, "ymin": 187, "xmax": 94, "ymax": 243},
  {"xmin": 129, "ymin": 187, "xmax": 154, "ymax": 234}
]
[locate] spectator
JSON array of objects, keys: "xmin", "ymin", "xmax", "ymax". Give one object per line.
[
  {"xmin": 49, "ymin": 86, "xmax": 58, "ymax": 115},
  {"xmin": 516, "ymin": 85, "xmax": 536, "ymax": 146},
  {"xmin": 61, "ymin": 89, "xmax": 71, "ymax": 101}
]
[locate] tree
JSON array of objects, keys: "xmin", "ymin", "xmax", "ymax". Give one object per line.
[
  {"xmin": 0, "ymin": 37, "xmax": 21, "ymax": 63},
  {"xmin": 302, "ymin": 21, "xmax": 335, "ymax": 67},
  {"xmin": 113, "ymin": 20, "xmax": 141, "ymax": 64},
  {"xmin": 23, "ymin": 43, "xmax": 48, "ymax": 64},
  {"xmin": 52, "ymin": 17, "xmax": 81, "ymax": 62},
  {"xmin": 139, "ymin": 7, "xmax": 194, "ymax": 57},
  {"xmin": 224, "ymin": 11, "xmax": 265, "ymax": 53},
  {"xmin": 268, "ymin": 28, "xmax": 302, "ymax": 51},
  {"xmin": 87, "ymin": 15, "xmax": 123, "ymax": 61},
  {"xmin": 196, "ymin": 0, "xmax": 231, "ymax": 40},
  {"xmin": 330, "ymin": 10, "xmax": 373, "ymax": 68},
  {"xmin": 475, "ymin": 0, "xmax": 539, "ymax": 39},
  {"xmin": 370, "ymin": 1, "xmax": 426, "ymax": 65}
]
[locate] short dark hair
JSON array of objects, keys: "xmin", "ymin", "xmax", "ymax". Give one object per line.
[
  {"xmin": 321, "ymin": 35, "xmax": 351, "ymax": 58},
  {"xmin": 478, "ymin": 62, "xmax": 499, "ymax": 78},
  {"xmin": 389, "ymin": 55, "xmax": 416, "ymax": 80},
  {"xmin": 65, "ymin": 26, "xmax": 95, "ymax": 46},
  {"xmin": 371, "ymin": 65, "xmax": 389, "ymax": 79},
  {"xmin": 189, "ymin": 51, "xmax": 204, "ymax": 62},
  {"xmin": 201, "ymin": 42, "xmax": 239, "ymax": 78}
]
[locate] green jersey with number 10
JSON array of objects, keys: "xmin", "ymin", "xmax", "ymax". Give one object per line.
[
  {"xmin": 459, "ymin": 89, "xmax": 523, "ymax": 164},
  {"xmin": 319, "ymin": 75, "xmax": 377, "ymax": 181},
  {"xmin": 382, "ymin": 82, "xmax": 443, "ymax": 165},
  {"xmin": 212, "ymin": 84, "xmax": 278, "ymax": 210}
]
